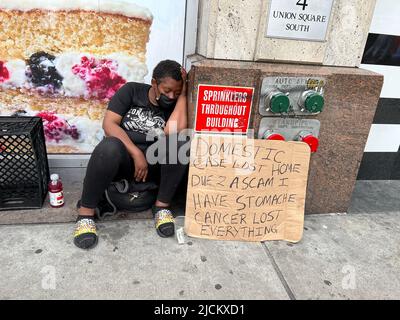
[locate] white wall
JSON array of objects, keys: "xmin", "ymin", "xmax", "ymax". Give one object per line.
[
  {"xmin": 122, "ymin": 0, "xmax": 187, "ymax": 83},
  {"xmin": 369, "ymin": 0, "xmax": 400, "ymax": 36}
]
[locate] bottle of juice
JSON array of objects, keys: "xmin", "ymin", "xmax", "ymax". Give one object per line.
[{"xmin": 48, "ymin": 174, "xmax": 64, "ymax": 208}]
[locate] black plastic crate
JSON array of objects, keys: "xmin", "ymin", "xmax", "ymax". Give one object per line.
[{"xmin": 0, "ymin": 116, "xmax": 50, "ymax": 210}]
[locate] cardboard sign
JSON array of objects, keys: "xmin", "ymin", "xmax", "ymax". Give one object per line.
[
  {"xmin": 195, "ymin": 85, "xmax": 254, "ymax": 134},
  {"xmin": 184, "ymin": 135, "xmax": 311, "ymax": 243}
]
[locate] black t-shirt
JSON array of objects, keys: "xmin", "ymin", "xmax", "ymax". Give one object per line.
[{"xmin": 107, "ymin": 82, "xmax": 174, "ymax": 143}]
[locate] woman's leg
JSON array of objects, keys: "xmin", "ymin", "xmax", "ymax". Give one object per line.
[
  {"xmin": 80, "ymin": 137, "xmax": 133, "ymax": 212},
  {"xmin": 74, "ymin": 137, "xmax": 133, "ymax": 250},
  {"xmin": 147, "ymin": 136, "xmax": 190, "ymax": 237},
  {"xmin": 156, "ymin": 139, "xmax": 189, "ymax": 207}
]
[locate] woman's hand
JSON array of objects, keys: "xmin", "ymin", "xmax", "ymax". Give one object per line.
[
  {"xmin": 163, "ymin": 67, "xmax": 189, "ymax": 135},
  {"xmin": 132, "ymin": 150, "xmax": 148, "ymax": 182},
  {"xmin": 180, "ymin": 67, "xmax": 188, "ymax": 96}
]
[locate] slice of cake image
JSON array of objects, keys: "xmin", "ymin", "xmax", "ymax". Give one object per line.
[{"xmin": 0, "ymin": 0, "xmax": 153, "ymax": 153}]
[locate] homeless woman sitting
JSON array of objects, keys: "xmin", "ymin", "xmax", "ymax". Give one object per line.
[{"xmin": 73, "ymin": 60, "xmax": 189, "ymax": 250}]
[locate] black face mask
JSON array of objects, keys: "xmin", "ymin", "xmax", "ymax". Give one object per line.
[{"xmin": 157, "ymin": 94, "xmax": 177, "ymax": 109}]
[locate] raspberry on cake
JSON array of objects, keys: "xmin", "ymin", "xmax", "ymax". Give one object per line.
[
  {"xmin": 0, "ymin": 0, "xmax": 153, "ymax": 153},
  {"xmin": 0, "ymin": 62, "xmax": 10, "ymax": 82},
  {"xmin": 71, "ymin": 56, "xmax": 127, "ymax": 100}
]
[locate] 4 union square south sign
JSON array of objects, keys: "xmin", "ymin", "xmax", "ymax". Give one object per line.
[{"xmin": 266, "ymin": 0, "xmax": 335, "ymax": 41}]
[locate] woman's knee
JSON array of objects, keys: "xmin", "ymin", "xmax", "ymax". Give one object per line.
[{"xmin": 92, "ymin": 137, "xmax": 126, "ymax": 162}]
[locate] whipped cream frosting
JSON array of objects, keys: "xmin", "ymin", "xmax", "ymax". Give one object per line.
[
  {"xmin": 106, "ymin": 53, "xmax": 148, "ymax": 85},
  {"xmin": 54, "ymin": 53, "xmax": 87, "ymax": 97},
  {"xmin": 68, "ymin": 117, "xmax": 104, "ymax": 148},
  {"xmin": 1, "ymin": 60, "xmax": 26, "ymax": 89},
  {"xmin": 0, "ymin": 0, "xmax": 153, "ymax": 20}
]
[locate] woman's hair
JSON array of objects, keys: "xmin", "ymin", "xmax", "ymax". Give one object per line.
[{"xmin": 152, "ymin": 60, "xmax": 182, "ymax": 84}]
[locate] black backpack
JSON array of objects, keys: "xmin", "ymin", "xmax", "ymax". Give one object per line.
[{"xmin": 95, "ymin": 179, "xmax": 158, "ymax": 220}]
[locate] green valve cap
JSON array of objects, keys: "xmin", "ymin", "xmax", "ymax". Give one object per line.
[
  {"xmin": 269, "ymin": 93, "xmax": 290, "ymax": 114},
  {"xmin": 305, "ymin": 92, "xmax": 324, "ymax": 113}
]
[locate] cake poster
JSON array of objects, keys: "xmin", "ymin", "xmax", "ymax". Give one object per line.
[{"xmin": 0, "ymin": 0, "xmax": 186, "ymax": 153}]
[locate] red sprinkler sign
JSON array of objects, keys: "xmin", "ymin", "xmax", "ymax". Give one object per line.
[{"xmin": 195, "ymin": 84, "xmax": 254, "ymax": 134}]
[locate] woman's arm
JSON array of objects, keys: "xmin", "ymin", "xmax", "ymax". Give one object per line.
[
  {"xmin": 103, "ymin": 111, "xmax": 149, "ymax": 182},
  {"xmin": 164, "ymin": 68, "xmax": 188, "ymax": 135}
]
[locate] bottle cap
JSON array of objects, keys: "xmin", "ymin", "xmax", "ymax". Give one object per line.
[{"xmin": 50, "ymin": 174, "xmax": 59, "ymax": 181}]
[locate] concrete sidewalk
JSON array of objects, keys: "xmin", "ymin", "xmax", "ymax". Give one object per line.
[{"xmin": 0, "ymin": 211, "xmax": 399, "ymax": 300}]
